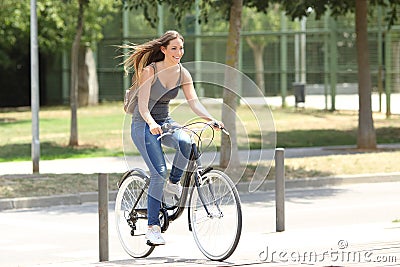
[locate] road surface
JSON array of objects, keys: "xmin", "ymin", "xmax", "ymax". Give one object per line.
[{"xmin": 0, "ymin": 182, "xmax": 399, "ymax": 266}]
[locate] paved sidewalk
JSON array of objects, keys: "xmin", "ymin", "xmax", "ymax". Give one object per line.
[
  {"xmin": 261, "ymin": 93, "xmax": 400, "ymax": 115},
  {"xmin": 31, "ymin": 224, "xmax": 400, "ymax": 267},
  {"xmin": 18, "ymin": 182, "xmax": 399, "ymax": 267},
  {"xmin": 40, "ymin": 223, "xmax": 400, "ymax": 267}
]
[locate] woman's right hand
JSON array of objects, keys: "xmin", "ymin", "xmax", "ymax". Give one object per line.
[{"xmin": 149, "ymin": 122, "xmax": 162, "ymax": 135}]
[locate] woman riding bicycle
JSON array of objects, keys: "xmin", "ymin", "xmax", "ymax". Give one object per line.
[{"xmin": 122, "ymin": 30, "xmax": 223, "ymax": 246}]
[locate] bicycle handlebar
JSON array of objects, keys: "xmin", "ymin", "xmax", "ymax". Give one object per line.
[
  {"xmin": 157, "ymin": 121, "xmax": 229, "ymax": 142},
  {"xmin": 209, "ymin": 121, "xmax": 230, "ymax": 136}
]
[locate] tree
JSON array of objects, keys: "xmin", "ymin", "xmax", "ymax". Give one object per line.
[
  {"xmin": 242, "ymin": 5, "xmax": 280, "ymax": 93},
  {"xmin": 276, "ymin": 0, "xmax": 400, "ymax": 149},
  {"xmin": 0, "ymin": 0, "xmax": 118, "ymax": 108},
  {"xmin": 63, "ymin": 0, "xmax": 119, "ymax": 146},
  {"xmin": 124, "ymin": 0, "xmax": 271, "ymax": 167},
  {"xmin": 1, "ymin": 0, "xmax": 118, "ymax": 153},
  {"xmin": 0, "ymin": 0, "xmax": 117, "ymax": 57},
  {"xmin": 0, "ymin": 1, "xmax": 31, "ymax": 106},
  {"xmin": 220, "ymin": 0, "xmax": 242, "ymax": 167},
  {"xmin": 0, "ymin": 1, "xmax": 30, "ymax": 68},
  {"xmin": 69, "ymin": 0, "xmax": 88, "ymax": 147},
  {"xmin": 355, "ymin": 0, "xmax": 376, "ymax": 148}
]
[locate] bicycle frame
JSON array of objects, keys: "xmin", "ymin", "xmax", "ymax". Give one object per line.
[
  {"xmin": 123, "ymin": 122, "xmax": 225, "ymax": 232},
  {"xmin": 125, "ymin": 142, "xmax": 215, "ymax": 228},
  {"xmin": 164, "ymin": 142, "xmax": 216, "ymax": 221}
]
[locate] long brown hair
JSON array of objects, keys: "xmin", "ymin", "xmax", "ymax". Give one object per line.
[{"xmin": 122, "ymin": 30, "xmax": 184, "ymax": 90}]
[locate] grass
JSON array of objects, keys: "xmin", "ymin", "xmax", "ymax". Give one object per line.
[
  {"xmin": 1, "ymin": 102, "xmax": 400, "ymax": 162},
  {"xmin": 0, "ymin": 173, "xmax": 121, "ymax": 199},
  {"xmin": 243, "ymin": 150, "xmax": 400, "ymax": 181},
  {"xmin": 0, "ymin": 104, "xmax": 125, "ymax": 161}
]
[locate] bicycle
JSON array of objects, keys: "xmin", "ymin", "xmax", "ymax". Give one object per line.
[{"xmin": 115, "ymin": 121, "xmax": 242, "ymax": 261}]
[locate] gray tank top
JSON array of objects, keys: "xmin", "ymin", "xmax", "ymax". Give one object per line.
[{"xmin": 132, "ymin": 63, "xmax": 181, "ymax": 122}]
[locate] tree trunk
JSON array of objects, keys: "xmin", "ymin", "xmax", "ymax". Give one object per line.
[
  {"xmin": 393, "ymin": 41, "xmax": 400, "ymax": 92},
  {"xmin": 78, "ymin": 46, "xmax": 99, "ymax": 107},
  {"xmin": 86, "ymin": 47, "xmax": 99, "ymax": 105},
  {"xmin": 69, "ymin": 0, "xmax": 85, "ymax": 146},
  {"xmin": 78, "ymin": 45, "xmax": 89, "ymax": 107},
  {"xmin": 254, "ymin": 47, "xmax": 265, "ymax": 93},
  {"xmin": 355, "ymin": 0, "xmax": 376, "ymax": 149},
  {"xmin": 220, "ymin": 0, "xmax": 242, "ymax": 168},
  {"xmin": 246, "ymin": 38, "xmax": 265, "ymax": 93}
]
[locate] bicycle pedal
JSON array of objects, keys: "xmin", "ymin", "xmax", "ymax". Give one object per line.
[{"xmin": 146, "ymin": 240, "xmax": 163, "ymax": 246}]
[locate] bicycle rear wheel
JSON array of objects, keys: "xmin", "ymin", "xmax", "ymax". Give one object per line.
[
  {"xmin": 189, "ymin": 170, "xmax": 242, "ymax": 261},
  {"xmin": 115, "ymin": 173, "xmax": 154, "ymax": 258}
]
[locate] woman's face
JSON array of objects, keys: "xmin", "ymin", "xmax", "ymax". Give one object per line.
[{"xmin": 161, "ymin": 37, "xmax": 184, "ymax": 65}]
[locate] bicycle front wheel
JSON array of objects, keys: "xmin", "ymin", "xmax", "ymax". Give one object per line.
[
  {"xmin": 189, "ymin": 170, "xmax": 242, "ymax": 261},
  {"xmin": 115, "ymin": 173, "xmax": 154, "ymax": 258}
]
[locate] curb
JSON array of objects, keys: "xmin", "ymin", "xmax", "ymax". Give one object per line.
[
  {"xmin": 1, "ymin": 172, "xmax": 400, "ymax": 211},
  {"xmin": 0, "ymin": 191, "xmax": 117, "ymax": 211},
  {"xmin": 237, "ymin": 171, "xmax": 400, "ymax": 192}
]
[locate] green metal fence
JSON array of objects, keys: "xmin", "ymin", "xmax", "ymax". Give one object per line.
[{"xmin": 92, "ymin": 11, "xmax": 400, "ymax": 106}]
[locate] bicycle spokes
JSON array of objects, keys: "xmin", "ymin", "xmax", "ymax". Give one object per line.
[
  {"xmin": 115, "ymin": 173, "xmax": 154, "ymax": 258},
  {"xmin": 189, "ymin": 170, "xmax": 242, "ymax": 261}
]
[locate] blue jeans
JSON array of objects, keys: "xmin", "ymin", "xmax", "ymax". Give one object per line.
[{"xmin": 131, "ymin": 119, "xmax": 192, "ymax": 226}]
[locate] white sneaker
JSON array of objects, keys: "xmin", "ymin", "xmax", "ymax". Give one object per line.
[
  {"xmin": 165, "ymin": 180, "xmax": 182, "ymax": 198},
  {"xmin": 145, "ymin": 225, "xmax": 165, "ymax": 246}
]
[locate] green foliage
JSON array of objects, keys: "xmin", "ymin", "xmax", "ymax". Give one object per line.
[
  {"xmin": 123, "ymin": 0, "xmax": 399, "ymax": 31},
  {"xmin": 37, "ymin": 0, "xmax": 119, "ymax": 52},
  {"xmin": 243, "ymin": 6, "xmax": 279, "ymax": 32},
  {"xmin": 276, "ymin": 0, "xmax": 400, "ymax": 27},
  {"xmin": 124, "ymin": 0, "xmax": 275, "ymax": 28},
  {"xmin": 123, "ymin": 0, "xmax": 159, "ymax": 28},
  {"xmin": 0, "ymin": 1, "xmax": 30, "ymax": 46},
  {"xmin": 83, "ymin": 1, "xmax": 120, "ymax": 47},
  {"xmin": 242, "ymin": 5, "xmax": 280, "ymax": 47},
  {"xmin": 0, "ymin": 1, "xmax": 30, "ymax": 67},
  {"xmin": 37, "ymin": 1, "xmax": 72, "ymax": 52},
  {"xmin": 0, "ymin": 0, "xmax": 119, "ymax": 61}
]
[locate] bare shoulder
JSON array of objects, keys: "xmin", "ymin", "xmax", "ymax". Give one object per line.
[
  {"xmin": 181, "ymin": 65, "xmax": 193, "ymax": 84},
  {"xmin": 138, "ymin": 64, "xmax": 155, "ymax": 84},
  {"xmin": 142, "ymin": 64, "xmax": 155, "ymax": 78}
]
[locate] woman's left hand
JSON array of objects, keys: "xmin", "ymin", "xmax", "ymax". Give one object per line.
[{"xmin": 210, "ymin": 120, "xmax": 224, "ymax": 130}]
